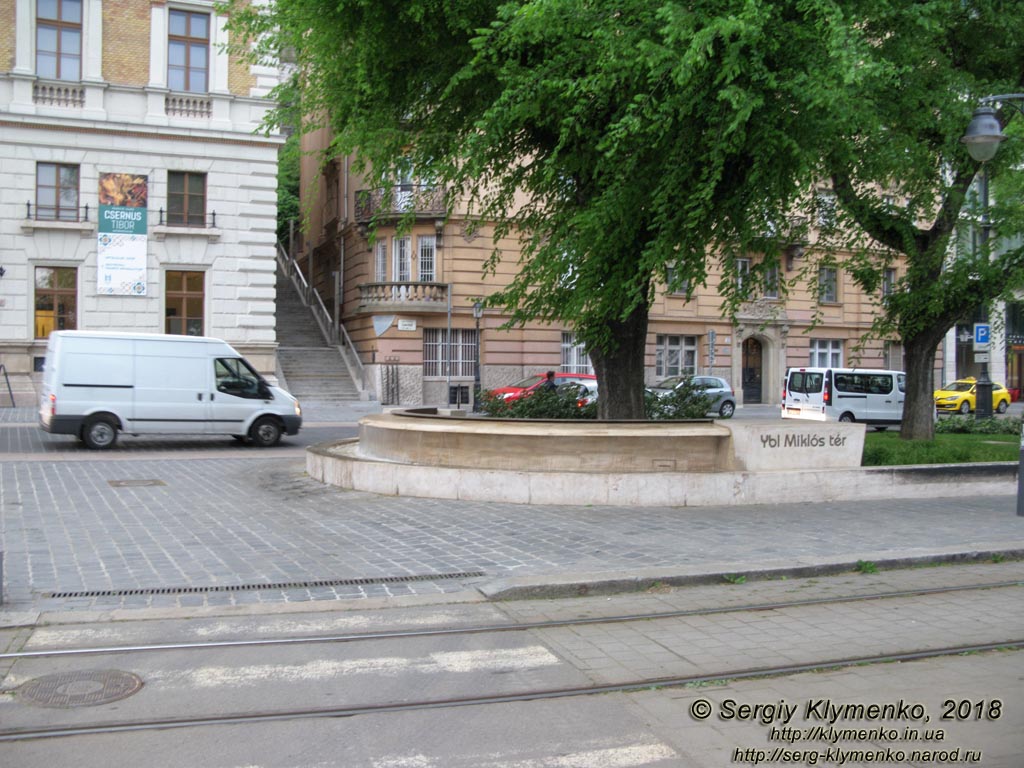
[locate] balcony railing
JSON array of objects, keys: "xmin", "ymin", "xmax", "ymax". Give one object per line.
[
  {"xmin": 165, "ymin": 93, "xmax": 213, "ymax": 118},
  {"xmin": 33, "ymin": 81, "xmax": 85, "ymax": 107},
  {"xmin": 354, "ymin": 185, "xmax": 446, "ymax": 223},
  {"xmin": 25, "ymin": 202, "xmax": 91, "ymax": 222},
  {"xmin": 156, "ymin": 209, "xmax": 217, "ymax": 228},
  {"xmin": 357, "ymin": 281, "xmax": 449, "ymax": 313}
]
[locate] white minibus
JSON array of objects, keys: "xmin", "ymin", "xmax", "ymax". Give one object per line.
[
  {"xmin": 781, "ymin": 367, "xmax": 906, "ymax": 428},
  {"xmin": 39, "ymin": 331, "xmax": 302, "ymax": 449}
]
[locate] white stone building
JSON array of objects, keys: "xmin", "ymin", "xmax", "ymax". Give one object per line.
[{"xmin": 0, "ymin": 0, "xmax": 281, "ymax": 405}]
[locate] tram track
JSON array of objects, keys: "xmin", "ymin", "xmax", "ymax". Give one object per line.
[
  {"xmin": 1, "ymin": 640, "xmax": 1021, "ymax": 742},
  {"xmin": 3, "ymin": 578, "xmax": 1020, "ymax": 661},
  {"xmin": 1, "ymin": 578, "xmax": 1020, "ymax": 745}
]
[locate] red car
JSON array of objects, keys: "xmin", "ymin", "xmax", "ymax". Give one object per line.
[{"xmin": 489, "ymin": 372, "xmax": 597, "ymax": 402}]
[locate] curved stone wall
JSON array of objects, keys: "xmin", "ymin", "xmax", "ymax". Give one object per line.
[
  {"xmin": 305, "ymin": 409, "xmax": 1015, "ymax": 506},
  {"xmin": 354, "ymin": 411, "xmax": 733, "ymax": 473}
]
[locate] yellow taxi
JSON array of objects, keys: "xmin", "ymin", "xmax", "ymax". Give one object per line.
[{"xmin": 933, "ymin": 377, "xmax": 1012, "ymax": 415}]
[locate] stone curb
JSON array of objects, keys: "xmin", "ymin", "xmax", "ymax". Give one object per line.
[{"xmin": 475, "ymin": 547, "xmax": 1024, "ymax": 601}]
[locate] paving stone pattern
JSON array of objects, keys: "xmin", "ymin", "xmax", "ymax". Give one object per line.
[{"xmin": 1, "ymin": 452, "xmax": 1023, "ymax": 614}]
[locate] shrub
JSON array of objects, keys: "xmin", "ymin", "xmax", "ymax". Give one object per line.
[
  {"xmin": 935, "ymin": 415, "xmax": 1022, "ymax": 435},
  {"xmin": 645, "ymin": 379, "xmax": 714, "ymax": 420},
  {"xmin": 477, "ymin": 388, "xmax": 597, "ymax": 420}
]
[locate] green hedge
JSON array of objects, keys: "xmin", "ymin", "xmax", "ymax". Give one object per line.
[
  {"xmin": 477, "ymin": 379, "xmax": 715, "ymax": 420},
  {"xmin": 934, "ymin": 415, "xmax": 1023, "ymax": 435}
]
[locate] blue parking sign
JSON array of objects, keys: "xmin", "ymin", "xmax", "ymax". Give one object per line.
[{"xmin": 974, "ymin": 323, "xmax": 990, "ymax": 350}]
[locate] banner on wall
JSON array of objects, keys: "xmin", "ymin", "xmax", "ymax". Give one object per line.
[{"xmin": 97, "ymin": 173, "xmax": 149, "ymax": 295}]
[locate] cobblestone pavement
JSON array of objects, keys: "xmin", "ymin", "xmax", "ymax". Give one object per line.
[
  {"xmin": 1, "ymin": 444, "xmax": 1022, "ymax": 615},
  {"xmin": 2, "ymin": 398, "xmax": 1023, "ymax": 616}
]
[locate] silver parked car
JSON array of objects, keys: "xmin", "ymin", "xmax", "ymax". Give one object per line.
[{"xmin": 648, "ymin": 375, "xmax": 736, "ymax": 418}]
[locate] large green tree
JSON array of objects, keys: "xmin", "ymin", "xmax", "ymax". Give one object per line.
[
  {"xmin": 229, "ymin": 1, "xmax": 1024, "ymax": 428},
  {"xmin": 809, "ymin": 2, "xmax": 1024, "ymax": 440}
]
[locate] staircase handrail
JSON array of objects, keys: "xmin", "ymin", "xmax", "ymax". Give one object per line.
[
  {"xmin": 276, "ymin": 242, "xmax": 368, "ymax": 394},
  {"xmin": 0, "ymin": 364, "xmax": 13, "ymax": 407},
  {"xmin": 276, "ymin": 242, "xmax": 337, "ymax": 346}
]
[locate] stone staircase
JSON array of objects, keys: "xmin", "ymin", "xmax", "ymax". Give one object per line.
[{"xmin": 275, "ymin": 269, "xmax": 361, "ymax": 403}]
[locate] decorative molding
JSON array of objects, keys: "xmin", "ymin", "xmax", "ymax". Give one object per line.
[
  {"xmin": 152, "ymin": 225, "xmax": 221, "ymax": 242},
  {"xmin": 21, "ymin": 219, "xmax": 95, "ymax": 238}
]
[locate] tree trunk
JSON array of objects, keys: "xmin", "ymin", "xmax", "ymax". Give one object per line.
[
  {"xmin": 899, "ymin": 333, "xmax": 943, "ymax": 441},
  {"xmin": 588, "ymin": 301, "xmax": 650, "ymax": 420}
]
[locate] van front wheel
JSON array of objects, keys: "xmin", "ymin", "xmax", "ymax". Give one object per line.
[
  {"xmin": 249, "ymin": 417, "xmax": 282, "ymax": 447},
  {"xmin": 838, "ymin": 413, "xmax": 855, "ymax": 423},
  {"xmin": 82, "ymin": 415, "xmax": 118, "ymax": 450}
]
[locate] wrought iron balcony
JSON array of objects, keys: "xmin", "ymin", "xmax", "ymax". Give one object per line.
[
  {"xmin": 354, "ymin": 185, "xmax": 446, "ymax": 223},
  {"xmin": 357, "ymin": 281, "xmax": 449, "ymax": 313},
  {"xmin": 25, "ymin": 202, "xmax": 91, "ymax": 222}
]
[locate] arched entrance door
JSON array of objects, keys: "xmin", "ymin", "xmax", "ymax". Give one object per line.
[{"xmin": 742, "ymin": 337, "xmax": 763, "ymax": 404}]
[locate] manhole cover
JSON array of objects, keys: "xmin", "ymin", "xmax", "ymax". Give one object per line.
[
  {"xmin": 108, "ymin": 479, "xmax": 166, "ymax": 487},
  {"xmin": 18, "ymin": 670, "xmax": 143, "ymax": 708}
]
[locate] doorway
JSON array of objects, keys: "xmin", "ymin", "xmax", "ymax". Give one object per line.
[{"xmin": 742, "ymin": 337, "xmax": 763, "ymax": 404}]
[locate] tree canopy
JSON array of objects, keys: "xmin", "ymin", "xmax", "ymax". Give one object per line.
[{"xmin": 229, "ymin": 0, "xmax": 1024, "ymax": 428}]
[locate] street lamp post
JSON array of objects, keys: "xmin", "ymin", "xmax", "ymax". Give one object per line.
[
  {"xmin": 960, "ymin": 97, "xmax": 1024, "ymax": 418},
  {"xmin": 472, "ymin": 301, "xmax": 483, "ymax": 412}
]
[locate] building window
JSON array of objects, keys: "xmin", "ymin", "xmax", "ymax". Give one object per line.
[
  {"xmin": 393, "ymin": 236, "xmax": 411, "ymax": 282},
  {"xmin": 763, "ymin": 263, "xmax": 780, "ymax": 299},
  {"xmin": 561, "ymin": 332, "xmax": 593, "ymax": 374},
  {"xmin": 423, "ymin": 328, "xmax": 477, "ymax": 377},
  {"xmin": 418, "ymin": 235, "xmax": 436, "ymax": 282},
  {"xmin": 36, "ymin": 163, "xmax": 79, "ymax": 221},
  {"xmin": 656, "ymin": 335, "xmax": 697, "ymax": 378},
  {"xmin": 37, "ymin": 0, "xmax": 82, "ymax": 81},
  {"xmin": 809, "ymin": 339, "xmax": 842, "ymax": 368},
  {"xmin": 735, "ymin": 258, "xmax": 751, "ymax": 293},
  {"xmin": 374, "ymin": 240, "xmax": 387, "ymax": 282},
  {"xmin": 35, "ymin": 266, "xmax": 77, "ymax": 338},
  {"xmin": 165, "ymin": 270, "xmax": 205, "ymax": 335},
  {"xmin": 818, "ymin": 266, "xmax": 838, "ymax": 303},
  {"xmin": 664, "ymin": 265, "xmax": 689, "ymax": 296},
  {"xmin": 168, "ymin": 9, "xmax": 210, "ymax": 93},
  {"xmin": 816, "ymin": 190, "xmax": 837, "ymax": 229},
  {"xmin": 167, "ymin": 172, "xmax": 206, "ymax": 227},
  {"xmin": 883, "ymin": 341, "xmax": 904, "ymax": 371},
  {"xmin": 882, "ymin": 268, "xmax": 896, "ymax": 297}
]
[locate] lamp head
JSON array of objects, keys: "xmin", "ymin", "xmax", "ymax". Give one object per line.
[{"xmin": 961, "ymin": 106, "xmax": 1006, "ymax": 163}]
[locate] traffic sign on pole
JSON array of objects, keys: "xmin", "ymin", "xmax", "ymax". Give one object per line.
[{"xmin": 973, "ymin": 323, "xmax": 991, "ymax": 352}]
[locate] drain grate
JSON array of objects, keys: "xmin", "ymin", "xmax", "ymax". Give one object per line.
[
  {"xmin": 108, "ymin": 479, "xmax": 166, "ymax": 487},
  {"xmin": 18, "ymin": 670, "xmax": 143, "ymax": 708},
  {"xmin": 44, "ymin": 571, "xmax": 486, "ymax": 599}
]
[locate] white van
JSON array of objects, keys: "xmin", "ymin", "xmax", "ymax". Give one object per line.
[
  {"xmin": 39, "ymin": 331, "xmax": 302, "ymax": 449},
  {"xmin": 781, "ymin": 367, "xmax": 906, "ymax": 428}
]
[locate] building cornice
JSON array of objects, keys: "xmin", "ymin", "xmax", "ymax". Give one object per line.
[{"xmin": 0, "ymin": 118, "xmax": 283, "ymax": 149}]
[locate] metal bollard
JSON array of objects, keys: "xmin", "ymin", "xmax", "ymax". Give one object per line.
[{"xmin": 1018, "ymin": 422, "xmax": 1024, "ymax": 517}]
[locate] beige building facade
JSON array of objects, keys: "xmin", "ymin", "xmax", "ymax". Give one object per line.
[{"xmin": 292, "ymin": 142, "xmax": 940, "ymax": 408}]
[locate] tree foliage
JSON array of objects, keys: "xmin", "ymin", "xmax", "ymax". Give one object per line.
[
  {"xmin": 276, "ymin": 129, "xmax": 301, "ymax": 245},
  {"xmin": 798, "ymin": 1, "xmax": 1024, "ymax": 439},
  {"xmin": 227, "ymin": 1, "xmax": 1024, "ymax": 430}
]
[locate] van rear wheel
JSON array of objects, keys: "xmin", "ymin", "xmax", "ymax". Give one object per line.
[
  {"xmin": 838, "ymin": 412, "xmax": 855, "ymax": 423},
  {"xmin": 249, "ymin": 417, "xmax": 282, "ymax": 447},
  {"xmin": 82, "ymin": 415, "xmax": 118, "ymax": 450}
]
